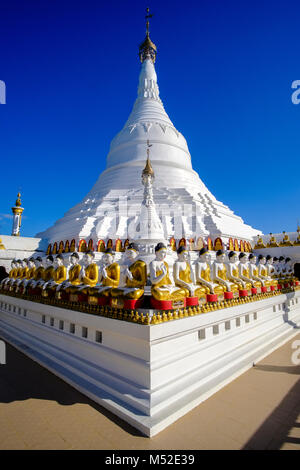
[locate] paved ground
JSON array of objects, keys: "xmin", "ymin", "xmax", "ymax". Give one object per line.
[{"xmin": 0, "ymin": 333, "xmax": 300, "ymax": 450}]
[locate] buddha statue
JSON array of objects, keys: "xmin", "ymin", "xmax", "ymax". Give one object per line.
[
  {"xmin": 150, "ymin": 243, "xmax": 186, "ymax": 302},
  {"xmin": 195, "ymin": 247, "xmax": 225, "ymax": 296},
  {"xmin": 248, "ymin": 254, "xmax": 263, "ymax": 290},
  {"xmin": 62, "ymin": 252, "xmax": 82, "ymax": 294},
  {"xmin": 173, "ymin": 246, "xmax": 206, "ymax": 300},
  {"xmin": 237, "ymin": 253, "xmax": 254, "ymax": 291},
  {"xmin": 14, "ymin": 259, "xmax": 29, "ymax": 292},
  {"xmin": 254, "ymin": 235, "xmax": 266, "ymax": 249},
  {"xmin": 294, "ymin": 228, "xmax": 300, "ymax": 246},
  {"xmin": 88, "ymin": 248, "xmax": 120, "ymax": 297},
  {"xmin": 42, "ymin": 254, "xmax": 67, "ymax": 296},
  {"xmin": 225, "ymin": 251, "xmax": 246, "ymax": 291},
  {"xmin": 265, "ymin": 255, "xmax": 278, "ymax": 288},
  {"xmin": 8, "ymin": 259, "xmax": 22, "ymax": 289},
  {"xmin": 75, "ymin": 250, "xmax": 99, "ymax": 295},
  {"xmin": 267, "ymin": 233, "xmax": 279, "ymax": 248},
  {"xmin": 20, "ymin": 257, "xmax": 36, "ymax": 291},
  {"xmin": 212, "ymin": 250, "xmax": 239, "ymax": 294},
  {"xmin": 257, "ymin": 255, "xmax": 273, "ymax": 289},
  {"xmin": 279, "ymin": 232, "xmax": 294, "ymax": 247},
  {"xmin": 110, "ymin": 243, "xmax": 146, "ymax": 300},
  {"xmin": 27, "ymin": 257, "xmax": 45, "ymax": 291}
]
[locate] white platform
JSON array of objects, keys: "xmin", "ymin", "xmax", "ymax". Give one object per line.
[{"xmin": 0, "ymin": 292, "xmax": 300, "ymax": 437}]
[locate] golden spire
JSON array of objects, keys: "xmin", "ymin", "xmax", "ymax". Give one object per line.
[{"xmin": 139, "ymin": 7, "xmax": 157, "ymax": 63}]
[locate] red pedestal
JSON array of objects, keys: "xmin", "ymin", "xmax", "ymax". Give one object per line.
[
  {"xmin": 251, "ymin": 288, "xmax": 257, "ymax": 295},
  {"xmin": 207, "ymin": 294, "xmax": 218, "ymax": 302},
  {"xmin": 270, "ymin": 285, "xmax": 275, "ymax": 291},
  {"xmin": 150, "ymin": 298, "xmax": 186, "ymax": 310},
  {"xmin": 239, "ymin": 289, "xmax": 248, "ymax": 297},
  {"xmin": 261, "ymin": 286, "xmax": 267, "ymax": 293},
  {"xmin": 295, "ymin": 281, "xmax": 299, "ymax": 286},
  {"xmin": 70, "ymin": 293, "xmax": 88, "ymax": 303},
  {"xmin": 277, "ymin": 284, "xmax": 282, "ymax": 290},
  {"xmin": 186, "ymin": 296, "xmax": 199, "ymax": 306},
  {"xmin": 224, "ymin": 291, "xmax": 234, "ymax": 300},
  {"xmin": 284, "ymin": 283, "xmax": 290, "ymax": 288}
]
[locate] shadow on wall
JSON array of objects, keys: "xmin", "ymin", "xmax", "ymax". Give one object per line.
[{"xmin": 0, "ymin": 341, "xmax": 144, "ymax": 437}]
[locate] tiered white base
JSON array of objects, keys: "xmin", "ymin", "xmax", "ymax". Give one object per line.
[{"xmin": 0, "ymin": 292, "xmax": 300, "ymax": 437}]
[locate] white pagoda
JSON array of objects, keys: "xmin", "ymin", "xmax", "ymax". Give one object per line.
[{"xmin": 37, "ymin": 22, "xmax": 260, "ymax": 249}]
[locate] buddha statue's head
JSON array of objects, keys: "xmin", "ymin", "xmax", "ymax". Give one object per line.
[
  {"xmin": 273, "ymin": 257, "xmax": 278, "ymax": 266},
  {"xmin": 103, "ymin": 248, "xmax": 114, "ymax": 265},
  {"xmin": 258, "ymin": 254, "xmax": 266, "ymax": 265},
  {"xmin": 34, "ymin": 257, "xmax": 43, "ymax": 268},
  {"xmin": 55, "ymin": 254, "xmax": 64, "ymax": 267},
  {"xmin": 285, "ymin": 257, "xmax": 292, "ymax": 266},
  {"xmin": 239, "ymin": 253, "xmax": 248, "ymax": 264},
  {"xmin": 216, "ymin": 249, "xmax": 226, "ymax": 263},
  {"xmin": 70, "ymin": 252, "xmax": 79, "ymax": 265},
  {"xmin": 125, "ymin": 243, "xmax": 139, "ymax": 262},
  {"xmin": 11, "ymin": 260, "xmax": 16, "ymax": 269},
  {"xmin": 199, "ymin": 247, "xmax": 210, "ymax": 263},
  {"xmin": 228, "ymin": 251, "xmax": 238, "ymax": 263},
  {"xmin": 17, "ymin": 259, "xmax": 22, "ymax": 268},
  {"xmin": 155, "ymin": 243, "xmax": 167, "ymax": 261},
  {"xmin": 22, "ymin": 259, "xmax": 28, "ymax": 268},
  {"xmin": 84, "ymin": 250, "xmax": 95, "ymax": 266},
  {"xmin": 279, "ymin": 256, "xmax": 285, "ymax": 264},
  {"xmin": 248, "ymin": 254, "xmax": 257, "ymax": 265},
  {"xmin": 45, "ymin": 255, "xmax": 54, "ymax": 267},
  {"xmin": 177, "ymin": 245, "xmax": 188, "ymax": 262},
  {"xmin": 266, "ymin": 255, "xmax": 273, "ymax": 265},
  {"xmin": 28, "ymin": 257, "xmax": 35, "ymax": 269}
]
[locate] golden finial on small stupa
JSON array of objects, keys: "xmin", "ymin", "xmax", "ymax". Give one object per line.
[
  {"xmin": 139, "ymin": 7, "xmax": 157, "ymax": 63},
  {"xmin": 142, "ymin": 140, "xmax": 154, "ymax": 177}
]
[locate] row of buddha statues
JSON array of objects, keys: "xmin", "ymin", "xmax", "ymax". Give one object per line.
[
  {"xmin": 1, "ymin": 244, "xmax": 298, "ymax": 309},
  {"xmin": 255, "ymin": 230, "xmax": 300, "ymax": 249}
]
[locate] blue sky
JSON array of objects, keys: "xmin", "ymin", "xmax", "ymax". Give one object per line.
[{"xmin": 0, "ymin": 0, "xmax": 299, "ymax": 238}]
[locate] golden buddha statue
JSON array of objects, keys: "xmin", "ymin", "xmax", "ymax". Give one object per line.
[
  {"xmin": 195, "ymin": 247, "xmax": 225, "ymax": 295},
  {"xmin": 110, "ymin": 243, "xmax": 146, "ymax": 300},
  {"xmin": 294, "ymin": 227, "xmax": 300, "ymax": 246},
  {"xmin": 150, "ymin": 243, "xmax": 186, "ymax": 301},
  {"xmin": 75, "ymin": 250, "xmax": 99, "ymax": 295},
  {"xmin": 89, "ymin": 248, "xmax": 119, "ymax": 297},
  {"xmin": 173, "ymin": 246, "xmax": 206, "ymax": 300},
  {"xmin": 43, "ymin": 254, "xmax": 67, "ymax": 296},
  {"xmin": 237, "ymin": 253, "xmax": 254, "ymax": 291},
  {"xmin": 279, "ymin": 232, "xmax": 294, "ymax": 247},
  {"xmin": 63, "ymin": 252, "xmax": 82, "ymax": 294},
  {"xmin": 225, "ymin": 251, "xmax": 248, "ymax": 291},
  {"xmin": 212, "ymin": 250, "xmax": 240, "ymax": 294},
  {"xmin": 248, "ymin": 254, "xmax": 263, "ymax": 289},
  {"xmin": 254, "ymin": 235, "xmax": 266, "ymax": 250},
  {"xmin": 265, "ymin": 255, "xmax": 278, "ymax": 288},
  {"xmin": 267, "ymin": 233, "xmax": 279, "ymax": 248},
  {"xmin": 257, "ymin": 255, "xmax": 273, "ymax": 289},
  {"xmin": 14, "ymin": 259, "xmax": 29, "ymax": 292},
  {"xmin": 20, "ymin": 257, "xmax": 36, "ymax": 291}
]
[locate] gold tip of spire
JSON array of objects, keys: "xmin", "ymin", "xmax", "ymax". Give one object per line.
[
  {"xmin": 15, "ymin": 192, "xmax": 22, "ymax": 207},
  {"xmin": 142, "ymin": 157, "xmax": 154, "ymax": 177},
  {"xmin": 139, "ymin": 7, "xmax": 156, "ymax": 63}
]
